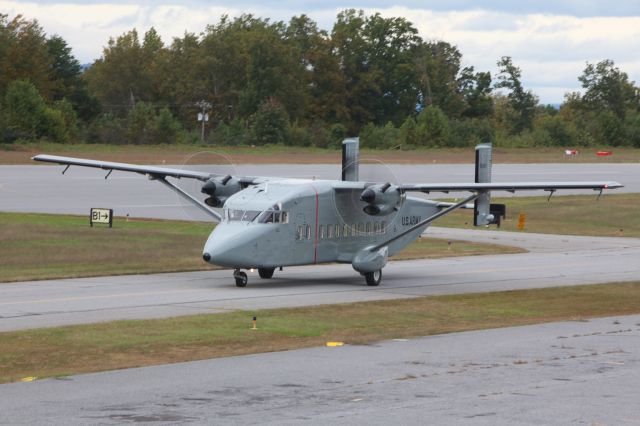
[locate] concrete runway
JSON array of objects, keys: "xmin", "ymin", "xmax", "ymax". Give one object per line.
[
  {"xmin": 2, "ymin": 227, "xmax": 639, "ymax": 332},
  {"xmin": 2, "ymin": 314, "xmax": 639, "ymax": 425},
  {"xmin": 1, "ymin": 163, "xmax": 636, "ymax": 221}
]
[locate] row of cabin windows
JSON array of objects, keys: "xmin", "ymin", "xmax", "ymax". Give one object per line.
[{"xmin": 295, "ymin": 222, "xmax": 388, "ymax": 241}]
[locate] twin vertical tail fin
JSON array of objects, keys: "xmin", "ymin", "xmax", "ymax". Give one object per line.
[
  {"xmin": 473, "ymin": 144, "xmax": 505, "ymax": 227},
  {"xmin": 342, "ymin": 138, "xmax": 359, "ymax": 181}
]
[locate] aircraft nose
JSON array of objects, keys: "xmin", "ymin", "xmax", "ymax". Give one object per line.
[{"xmin": 203, "ymin": 240, "xmax": 237, "ymax": 267}]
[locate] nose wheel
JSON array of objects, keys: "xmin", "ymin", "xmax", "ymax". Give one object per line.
[{"xmin": 234, "ymin": 269, "xmax": 248, "ymax": 287}]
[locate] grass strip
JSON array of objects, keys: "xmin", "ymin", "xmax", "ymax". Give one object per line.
[
  {"xmin": 1, "ymin": 281, "xmax": 639, "ymax": 384},
  {"xmin": 4, "ymin": 142, "xmax": 640, "ymax": 165},
  {"xmin": 0, "ymin": 212, "xmax": 522, "ymax": 283},
  {"xmin": 436, "ymin": 193, "xmax": 640, "ymax": 238}
]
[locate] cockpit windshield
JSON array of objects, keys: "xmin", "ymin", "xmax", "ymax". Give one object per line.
[{"xmin": 224, "ymin": 204, "xmax": 288, "ymax": 224}]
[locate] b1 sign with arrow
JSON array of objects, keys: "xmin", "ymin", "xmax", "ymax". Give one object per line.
[{"xmin": 90, "ymin": 208, "xmax": 113, "ymax": 228}]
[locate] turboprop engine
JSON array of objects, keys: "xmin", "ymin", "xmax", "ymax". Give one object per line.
[
  {"xmin": 360, "ymin": 183, "xmax": 402, "ymax": 216},
  {"xmin": 201, "ymin": 175, "xmax": 242, "ymax": 207}
]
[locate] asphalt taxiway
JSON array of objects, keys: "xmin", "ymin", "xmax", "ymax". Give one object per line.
[
  {"xmin": 2, "ymin": 228, "xmax": 639, "ymax": 332},
  {"xmin": 2, "ymin": 314, "xmax": 639, "ymax": 424},
  {"xmin": 1, "ymin": 163, "xmax": 636, "ymax": 221}
]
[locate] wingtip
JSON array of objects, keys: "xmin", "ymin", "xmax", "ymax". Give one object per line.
[{"xmin": 606, "ymin": 182, "xmax": 624, "ymax": 189}]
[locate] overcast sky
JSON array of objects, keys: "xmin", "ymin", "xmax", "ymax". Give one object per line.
[{"xmin": 3, "ymin": 0, "xmax": 640, "ymax": 104}]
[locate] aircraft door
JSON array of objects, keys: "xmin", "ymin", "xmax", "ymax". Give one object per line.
[{"xmin": 292, "ymin": 201, "xmax": 315, "ymax": 265}]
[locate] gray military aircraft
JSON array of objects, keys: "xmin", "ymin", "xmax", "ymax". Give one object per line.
[{"xmin": 33, "ymin": 140, "xmax": 622, "ymax": 287}]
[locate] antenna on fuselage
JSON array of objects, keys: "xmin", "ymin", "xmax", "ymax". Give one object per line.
[{"xmin": 342, "ymin": 138, "xmax": 359, "ymax": 181}]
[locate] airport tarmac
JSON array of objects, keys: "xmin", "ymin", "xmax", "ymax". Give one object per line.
[
  {"xmin": 1, "ymin": 162, "xmax": 636, "ymax": 221},
  {"xmin": 2, "ymin": 314, "xmax": 639, "ymax": 425},
  {"xmin": 2, "ymin": 228, "xmax": 639, "ymax": 332}
]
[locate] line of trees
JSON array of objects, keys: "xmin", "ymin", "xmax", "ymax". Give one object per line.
[{"xmin": 2, "ymin": 10, "xmax": 640, "ymax": 148}]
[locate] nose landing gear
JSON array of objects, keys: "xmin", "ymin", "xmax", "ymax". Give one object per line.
[{"xmin": 233, "ymin": 269, "xmax": 248, "ymax": 287}]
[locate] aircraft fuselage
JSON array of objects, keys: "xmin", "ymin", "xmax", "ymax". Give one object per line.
[{"xmin": 203, "ymin": 180, "xmax": 438, "ymax": 269}]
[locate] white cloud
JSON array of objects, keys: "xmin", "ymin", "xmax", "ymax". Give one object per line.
[
  {"xmin": 3, "ymin": 2, "xmax": 640, "ymax": 103},
  {"xmin": 2, "ymin": 2, "xmax": 240, "ymax": 61},
  {"xmin": 369, "ymin": 7, "xmax": 640, "ymax": 102}
]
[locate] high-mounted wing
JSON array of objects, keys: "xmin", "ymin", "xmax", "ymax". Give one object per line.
[
  {"xmin": 33, "ymin": 154, "xmax": 218, "ymax": 181},
  {"xmin": 31, "ymin": 154, "xmax": 268, "ymax": 222},
  {"xmin": 400, "ymin": 181, "xmax": 623, "ymax": 193}
]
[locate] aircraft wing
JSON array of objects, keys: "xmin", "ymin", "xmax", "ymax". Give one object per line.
[
  {"xmin": 31, "ymin": 154, "xmax": 273, "ymax": 222},
  {"xmin": 400, "ymin": 181, "xmax": 623, "ymax": 193},
  {"xmin": 32, "ymin": 154, "xmax": 219, "ymax": 181}
]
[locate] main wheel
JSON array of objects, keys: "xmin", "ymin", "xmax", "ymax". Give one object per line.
[
  {"xmin": 258, "ymin": 268, "xmax": 275, "ymax": 279},
  {"xmin": 364, "ymin": 270, "xmax": 382, "ymax": 286},
  {"xmin": 235, "ymin": 271, "xmax": 248, "ymax": 287}
]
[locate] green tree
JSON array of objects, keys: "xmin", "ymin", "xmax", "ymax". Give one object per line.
[
  {"xmin": 415, "ymin": 41, "xmax": 465, "ymax": 117},
  {"xmin": 532, "ymin": 114, "xmax": 576, "ymax": 146},
  {"xmin": 47, "ymin": 35, "xmax": 99, "ymax": 121},
  {"xmin": 286, "ymin": 15, "xmax": 348, "ymax": 125},
  {"xmin": 459, "ymin": 66, "xmax": 493, "ymax": 118},
  {"xmin": 415, "ymin": 106, "xmax": 450, "ymax": 147},
  {"xmin": 578, "ymin": 60, "xmax": 639, "ymax": 119},
  {"xmin": 331, "ymin": 10, "xmax": 421, "ymax": 132},
  {"xmin": 154, "ymin": 107, "xmax": 182, "ymax": 144},
  {"xmin": 84, "ymin": 28, "xmax": 164, "ymax": 117},
  {"xmin": 0, "ymin": 14, "xmax": 52, "ymax": 100},
  {"xmin": 53, "ymin": 98, "xmax": 79, "ymax": 142},
  {"xmin": 596, "ymin": 110, "xmax": 625, "ymax": 146},
  {"xmin": 238, "ymin": 19, "xmax": 307, "ymax": 119},
  {"xmin": 3, "ymin": 80, "xmax": 46, "ymax": 139},
  {"xmin": 495, "ymin": 56, "xmax": 538, "ymax": 133},
  {"xmin": 625, "ymin": 112, "xmax": 640, "ymax": 147},
  {"xmin": 126, "ymin": 102, "xmax": 156, "ymax": 144},
  {"xmin": 3, "ymin": 80, "xmax": 72, "ymax": 143},
  {"xmin": 250, "ymin": 98, "xmax": 291, "ymax": 145}
]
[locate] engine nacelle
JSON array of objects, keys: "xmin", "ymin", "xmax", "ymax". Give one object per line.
[
  {"xmin": 201, "ymin": 175, "xmax": 242, "ymax": 208},
  {"xmin": 360, "ymin": 183, "xmax": 402, "ymax": 216},
  {"xmin": 352, "ymin": 246, "xmax": 388, "ymax": 274}
]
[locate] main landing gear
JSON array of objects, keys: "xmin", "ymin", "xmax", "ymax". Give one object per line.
[
  {"xmin": 258, "ymin": 268, "xmax": 275, "ymax": 279},
  {"xmin": 233, "ymin": 267, "xmax": 277, "ymax": 287},
  {"xmin": 364, "ymin": 270, "xmax": 382, "ymax": 286}
]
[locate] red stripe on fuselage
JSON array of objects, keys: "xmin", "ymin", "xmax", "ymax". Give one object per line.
[{"xmin": 311, "ymin": 184, "xmax": 319, "ymax": 264}]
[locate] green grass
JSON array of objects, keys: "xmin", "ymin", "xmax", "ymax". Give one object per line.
[
  {"xmin": 3, "ymin": 142, "xmax": 640, "ymax": 164},
  {"xmin": 0, "ymin": 213, "xmax": 217, "ymax": 282},
  {"xmin": 1, "ymin": 281, "xmax": 639, "ymax": 383},
  {"xmin": 0, "ymin": 212, "xmax": 521, "ymax": 283},
  {"xmin": 435, "ymin": 193, "xmax": 640, "ymax": 237}
]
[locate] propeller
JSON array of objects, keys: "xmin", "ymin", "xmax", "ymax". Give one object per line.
[
  {"xmin": 332, "ymin": 156, "xmax": 404, "ymax": 235},
  {"xmin": 175, "ymin": 151, "xmax": 239, "ymax": 221}
]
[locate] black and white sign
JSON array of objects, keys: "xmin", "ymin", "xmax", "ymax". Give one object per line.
[{"xmin": 90, "ymin": 208, "xmax": 113, "ymax": 227}]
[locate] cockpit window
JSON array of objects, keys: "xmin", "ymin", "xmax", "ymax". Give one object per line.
[
  {"xmin": 243, "ymin": 210, "xmax": 261, "ymax": 222},
  {"xmin": 224, "ymin": 208, "xmax": 289, "ymax": 224},
  {"xmin": 227, "ymin": 209, "xmax": 244, "ymax": 221}
]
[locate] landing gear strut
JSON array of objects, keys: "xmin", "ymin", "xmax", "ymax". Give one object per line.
[
  {"xmin": 364, "ymin": 270, "xmax": 382, "ymax": 286},
  {"xmin": 234, "ymin": 269, "xmax": 248, "ymax": 287}
]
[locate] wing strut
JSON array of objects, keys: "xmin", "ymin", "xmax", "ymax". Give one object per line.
[
  {"xmin": 156, "ymin": 177, "xmax": 222, "ymax": 221},
  {"xmin": 368, "ymin": 193, "xmax": 479, "ymax": 252}
]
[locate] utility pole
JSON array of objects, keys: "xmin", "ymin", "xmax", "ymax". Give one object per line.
[{"xmin": 195, "ymin": 100, "xmax": 212, "ymax": 143}]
